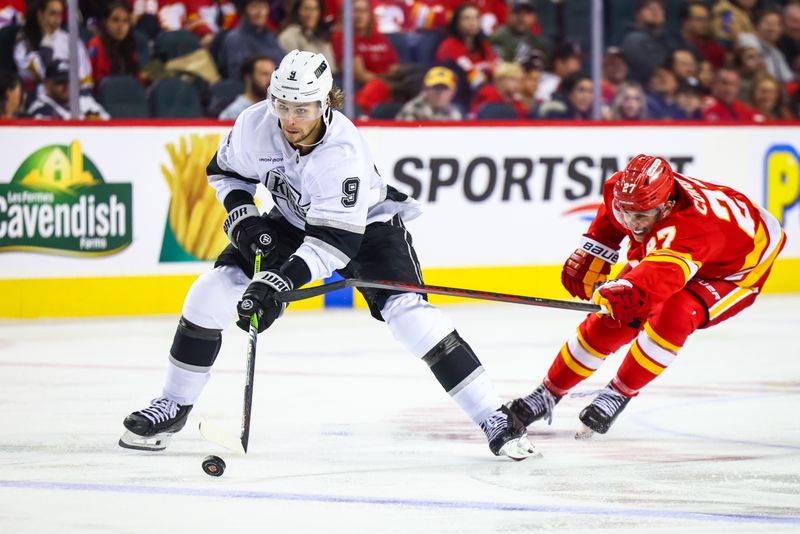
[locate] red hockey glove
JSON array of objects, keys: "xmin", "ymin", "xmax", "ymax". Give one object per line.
[
  {"xmin": 592, "ymin": 279, "xmax": 646, "ymax": 327},
  {"xmin": 562, "ymin": 234, "xmax": 620, "ymax": 300}
]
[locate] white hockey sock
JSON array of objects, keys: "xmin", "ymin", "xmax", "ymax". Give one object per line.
[
  {"xmin": 451, "ymin": 371, "xmax": 503, "ymax": 425},
  {"xmin": 162, "ymin": 360, "xmax": 210, "ymax": 406}
]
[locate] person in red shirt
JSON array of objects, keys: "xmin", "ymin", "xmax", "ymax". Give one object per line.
[
  {"xmin": 470, "ymin": 60, "xmax": 526, "ymax": 117},
  {"xmin": 507, "ymin": 154, "xmax": 786, "ymax": 436},
  {"xmin": 332, "ymin": 0, "xmax": 399, "ymax": 84},
  {"xmin": 435, "ymin": 3, "xmax": 496, "ymax": 91},
  {"xmin": 701, "ymin": 66, "xmax": 759, "ymax": 120},
  {"xmin": 87, "ymin": 0, "xmax": 140, "ymax": 89},
  {"xmin": 679, "ymin": 0, "xmax": 727, "ymax": 70}
]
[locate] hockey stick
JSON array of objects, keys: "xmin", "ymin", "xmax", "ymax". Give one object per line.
[
  {"xmin": 199, "ymin": 249, "xmax": 263, "ymax": 455},
  {"xmin": 274, "ymin": 278, "xmax": 607, "ymax": 314}
]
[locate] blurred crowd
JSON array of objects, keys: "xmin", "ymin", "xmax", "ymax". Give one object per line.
[{"xmin": 0, "ymin": 0, "xmax": 799, "ymax": 121}]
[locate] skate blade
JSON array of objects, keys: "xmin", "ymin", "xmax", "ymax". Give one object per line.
[
  {"xmin": 498, "ymin": 436, "xmax": 542, "ymax": 461},
  {"xmin": 198, "ymin": 421, "xmax": 246, "ymax": 455},
  {"xmin": 574, "ymin": 424, "xmax": 595, "ymax": 440},
  {"xmin": 118, "ymin": 430, "xmax": 173, "ymax": 451}
]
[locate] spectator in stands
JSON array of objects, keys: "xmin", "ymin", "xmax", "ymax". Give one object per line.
[
  {"xmin": 531, "ymin": 71, "xmax": 594, "ymax": 120},
  {"xmin": 748, "ymin": 7, "xmax": 794, "ymax": 85},
  {"xmin": 679, "ymin": 0, "xmax": 726, "ymax": 70},
  {"xmin": 601, "ymin": 46, "xmax": 629, "ymax": 105},
  {"xmin": 218, "ymin": 0, "xmax": 283, "ymax": 79},
  {"xmin": 748, "ymin": 73, "xmax": 792, "ymax": 120},
  {"xmin": 778, "ymin": 1, "xmax": 800, "ymax": 75},
  {"xmin": 711, "ymin": 0, "xmax": 756, "ymax": 50},
  {"xmin": 14, "ymin": 0, "xmax": 94, "ymax": 91},
  {"xmin": 0, "ymin": 71, "xmax": 25, "ymax": 118},
  {"xmin": 609, "ymin": 80, "xmax": 648, "ymax": 120},
  {"xmin": 87, "ymin": 1, "xmax": 140, "ymax": 90},
  {"xmin": 620, "ymin": 0, "xmax": 683, "ymax": 86},
  {"xmin": 153, "ymin": 0, "xmax": 238, "ymax": 45},
  {"xmin": 489, "ymin": 0, "xmax": 549, "ymax": 63},
  {"xmin": 470, "ymin": 60, "xmax": 527, "ymax": 118},
  {"xmin": 373, "ymin": 0, "xmax": 413, "ymax": 34},
  {"xmin": 666, "ymin": 48, "xmax": 698, "ymax": 86},
  {"xmin": 471, "ymin": 0, "xmax": 508, "ymax": 35},
  {"xmin": 396, "ymin": 65, "xmax": 463, "ymax": 121},
  {"xmin": 355, "ymin": 63, "xmax": 423, "ymax": 118},
  {"xmin": 787, "ymin": 82, "xmax": 800, "ymax": 118},
  {"xmin": 218, "ymin": 54, "xmax": 275, "ymax": 120},
  {"xmin": 408, "ymin": 0, "xmax": 453, "ymax": 32},
  {"xmin": 278, "ymin": 0, "xmax": 337, "ymax": 73},
  {"xmin": 536, "ymin": 40, "xmax": 582, "ymax": 102},
  {"xmin": 701, "ymin": 66, "xmax": 757, "ymax": 120},
  {"xmin": 0, "ymin": 0, "xmax": 24, "ymax": 27},
  {"xmin": 696, "ymin": 58, "xmax": 715, "ymax": 94},
  {"xmin": 733, "ymin": 44, "xmax": 767, "ymax": 102},
  {"xmin": 435, "ymin": 3, "xmax": 497, "ymax": 93},
  {"xmin": 332, "ymin": 0, "xmax": 398, "ymax": 84},
  {"xmin": 188, "ymin": 0, "xmax": 239, "ymax": 46},
  {"xmin": 674, "ymin": 78, "xmax": 704, "ymax": 119},
  {"xmin": 27, "ymin": 59, "xmax": 108, "ymax": 120},
  {"xmin": 519, "ymin": 49, "xmax": 543, "ymax": 111},
  {"xmin": 645, "ymin": 65, "xmax": 682, "ymax": 119}
]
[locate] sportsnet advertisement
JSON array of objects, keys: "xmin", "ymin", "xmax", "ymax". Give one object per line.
[{"xmin": 0, "ymin": 123, "xmax": 797, "ymax": 317}]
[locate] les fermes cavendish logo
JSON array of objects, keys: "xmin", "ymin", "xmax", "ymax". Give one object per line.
[{"xmin": 0, "ymin": 141, "xmax": 132, "ymax": 255}]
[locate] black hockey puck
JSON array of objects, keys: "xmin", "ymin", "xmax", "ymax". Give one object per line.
[{"xmin": 201, "ymin": 455, "xmax": 226, "ymax": 477}]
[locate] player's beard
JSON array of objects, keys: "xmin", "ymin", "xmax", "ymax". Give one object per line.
[
  {"xmin": 250, "ymin": 79, "xmax": 268, "ymax": 101},
  {"xmin": 282, "ymin": 118, "xmax": 323, "ymax": 149}
]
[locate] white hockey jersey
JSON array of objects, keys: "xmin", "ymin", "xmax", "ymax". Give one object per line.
[{"xmin": 208, "ymin": 101, "xmax": 422, "ymax": 282}]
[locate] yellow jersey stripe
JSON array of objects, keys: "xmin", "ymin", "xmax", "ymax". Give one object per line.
[
  {"xmin": 643, "ymin": 322, "xmax": 682, "ymax": 352},
  {"xmin": 559, "ymin": 344, "xmax": 593, "ymax": 378},
  {"xmin": 630, "ymin": 341, "xmax": 666, "ymax": 375},
  {"xmin": 575, "ymin": 327, "xmax": 607, "ymax": 359},
  {"xmin": 641, "ymin": 255, "xmax": 693, "ymax": 282},
  {"xmin": 709, "ymin": 287, "xmax": 757, "ymax": 320}
]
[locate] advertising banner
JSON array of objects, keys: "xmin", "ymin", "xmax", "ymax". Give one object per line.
[{"xmin": 0, "ymin": 122, "xmax": 797, "ymax": 317}]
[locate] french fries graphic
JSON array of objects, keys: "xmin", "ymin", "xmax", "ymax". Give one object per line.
[{"xmin": 161, "ymin": 134, "xmax": 229, "ymax": 260}]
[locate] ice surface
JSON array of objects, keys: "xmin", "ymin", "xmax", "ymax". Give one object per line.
[{"xmin": 1, "ymin": 296, "xmax": 799, "ymax": 533}]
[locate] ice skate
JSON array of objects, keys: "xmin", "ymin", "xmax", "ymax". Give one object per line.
[
  {"xmin": 574, "ymin": 382, "xmax": 631, "ymax": 439},
  {"xmin": 507, "ymin": 383, "xmax": 561, "ymax": 427},
  {"xmin": 119, "ymin": 397, "xmax": 193, "ymax": 451},
  {"xmin": 480, "ymin": 405, "xmax": 541, "ymax": 460}
]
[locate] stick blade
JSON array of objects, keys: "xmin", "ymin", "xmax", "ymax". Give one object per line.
[{"xmin": 198, "ymin": 420, "xmax": 247, "ymax": 455}]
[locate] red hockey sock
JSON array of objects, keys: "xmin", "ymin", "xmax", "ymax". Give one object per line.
[
  {"xmin": 546, "ymin": 313, "xmax": 638, "ymax": 394},
  {"xmin": 615, "ymin": 290, "xmax": 705, "ymax": 393}
]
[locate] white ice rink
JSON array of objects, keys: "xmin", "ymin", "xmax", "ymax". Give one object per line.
[{"xmin": 1, "ymin": 296, "xmax": 799, "ymax": 533}]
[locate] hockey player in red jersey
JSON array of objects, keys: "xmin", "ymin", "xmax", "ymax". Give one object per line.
[{"xmin": 508, "ymin": 154, "xmax": 786, "ymax": 437}]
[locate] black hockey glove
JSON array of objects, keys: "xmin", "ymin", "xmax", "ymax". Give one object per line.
[
  {"xmin": 236, "ymin": 270, "xmax": 293, "ymax": 333},
  {"xmin": 223, "ymin": 204, "xmax": 276, "ymax": 263}
]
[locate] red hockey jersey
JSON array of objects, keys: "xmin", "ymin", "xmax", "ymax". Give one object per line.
[{"xmin": 587, "ymin": 172, "xmax": 786, "ymax": 309}]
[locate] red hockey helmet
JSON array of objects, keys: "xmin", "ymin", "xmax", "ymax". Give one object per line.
[{"xmin": 613, "ymin": 154, "xmax": 675, "ymax": 212}]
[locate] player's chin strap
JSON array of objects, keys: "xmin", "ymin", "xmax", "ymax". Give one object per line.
[{"xmin": 293, "ymin": 106, "xmax": 332, "ymax": 149}]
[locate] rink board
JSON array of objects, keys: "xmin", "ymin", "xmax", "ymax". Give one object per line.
[{"xmin": 0, "ymin": 121, "xmax": 798, "ymax": 317}]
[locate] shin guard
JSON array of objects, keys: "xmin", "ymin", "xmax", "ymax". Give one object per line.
[{"xmin": 422, "ymin": 330, "xmax": 501, "ymax": 423}]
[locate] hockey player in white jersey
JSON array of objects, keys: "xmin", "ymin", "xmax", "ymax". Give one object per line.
[{"xmin": 119, "ymin": 50, "xmax": 537, "ymax": 460}]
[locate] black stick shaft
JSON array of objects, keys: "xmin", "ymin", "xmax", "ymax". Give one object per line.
[
  {"xmin": 274, "ymin": 278, "xmax": 603, "ymax": 313},
  {"xmin": 239, "ymin": 249, "xmax": 263, "ymax": 453}
]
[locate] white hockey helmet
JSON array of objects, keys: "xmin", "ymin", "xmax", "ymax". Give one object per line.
[{"xmin": 269, "ymin": 49, "xmax": 333, "ymax": 113}]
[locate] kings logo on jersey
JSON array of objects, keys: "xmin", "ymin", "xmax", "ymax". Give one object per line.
[
  {"xmin": 0, "ymin": 140, "xmax": 132, "ymax": 256},
  {"xmin": 267, "ymin": 166, "xmax": 309, "ymax": 220}
]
